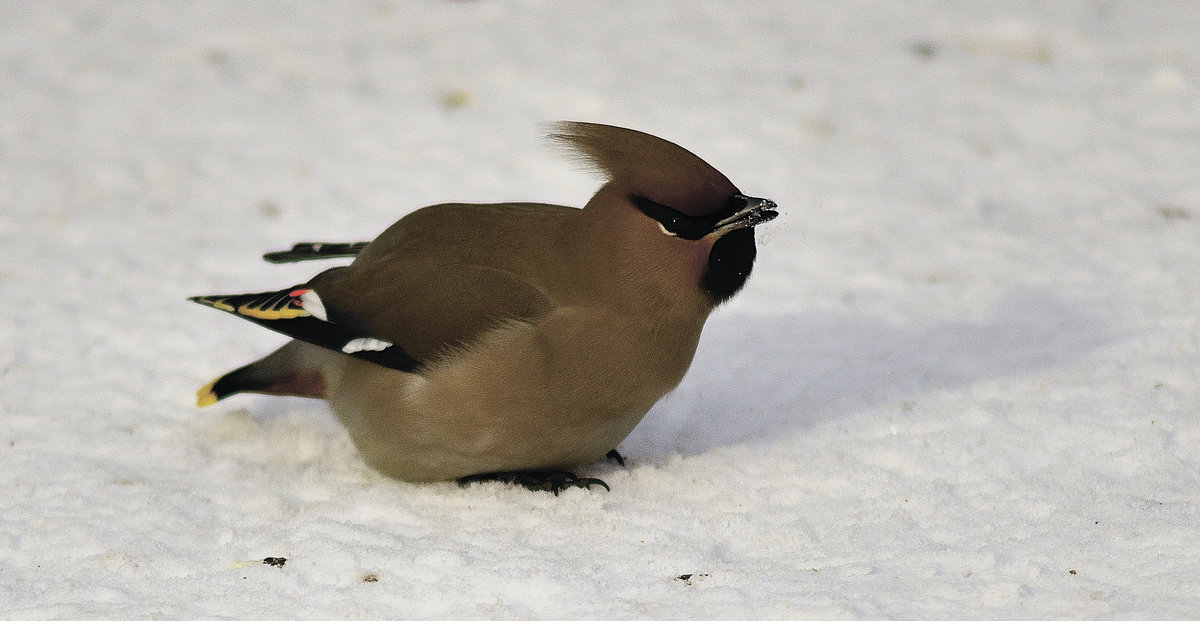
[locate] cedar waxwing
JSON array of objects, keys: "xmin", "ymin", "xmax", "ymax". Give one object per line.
[{"xmin": 191, "ymin": 121, "xmax": 777, "ymax": 492}]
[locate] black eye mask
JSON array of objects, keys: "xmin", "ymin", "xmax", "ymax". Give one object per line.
[{"xmin": 631, "ymin": 194, "xmax": 778, "ymax": 240}]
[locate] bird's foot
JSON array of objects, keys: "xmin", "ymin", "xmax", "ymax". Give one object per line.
[
  {"xmin": 605, "ymin": 449, "xmax": 626, "ymax": 467},
  {"xmin": 458, "ymin": 470, "xmax": 610, "ymax": 495}
]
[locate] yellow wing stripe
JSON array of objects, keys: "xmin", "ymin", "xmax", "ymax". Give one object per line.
[
  {"xmin": 236, "ymin": 303, "xmax": 309, "ymax": 320},
  {"xmin": 193, "ymin": 287, "xmax": 317, "ymax": 320}
]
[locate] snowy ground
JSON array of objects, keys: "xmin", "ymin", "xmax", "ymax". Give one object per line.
[{"xmin": 2, "ymin": 1, "xmax": 1199, "ymax": 618}]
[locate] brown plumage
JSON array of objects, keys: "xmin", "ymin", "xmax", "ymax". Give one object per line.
[{"xmin": 191, "ymin": 122, "xmax": 777, "ymax": 489}]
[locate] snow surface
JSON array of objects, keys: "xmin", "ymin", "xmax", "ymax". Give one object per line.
[{"xmin": 2, "ymin": 1, "xmax": 1199, "ymax": 618}]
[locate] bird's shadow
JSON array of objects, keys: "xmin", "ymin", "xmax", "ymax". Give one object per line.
[{"xmin": 623, "ymin": 288, "xmax": 1113, "ymax": 458}]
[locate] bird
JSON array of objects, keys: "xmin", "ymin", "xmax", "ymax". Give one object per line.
[{"xmin": 190, "ymin": 121, "xmax": 778, "ymax": 493}]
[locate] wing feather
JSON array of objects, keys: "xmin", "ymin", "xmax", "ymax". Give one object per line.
[{"xmin": 190, "ymin": 287, "xmax": 420, "ymax": 372}]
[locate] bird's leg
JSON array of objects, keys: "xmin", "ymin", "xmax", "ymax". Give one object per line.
[
  {"xmin": 605, "ymin": 449, "xmax": 626, "ymax": 467},
  {"xmin": 458, "ymin": 470, "xmax": 610, "ymax": 495}
]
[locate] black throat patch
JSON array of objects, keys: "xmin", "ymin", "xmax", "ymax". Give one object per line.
[{"xmin": 702, "ymin": 227, "xmax": 758, "ymax": 302}]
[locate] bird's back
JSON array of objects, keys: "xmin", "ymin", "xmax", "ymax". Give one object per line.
[{"xmin": 309, "ymin": 202, "xmax": 583, "ymax": 364}]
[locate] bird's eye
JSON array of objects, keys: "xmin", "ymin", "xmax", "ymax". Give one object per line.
[{"xmin": 630, "ymin": 195, "xmax": 711, "ymax": 240}]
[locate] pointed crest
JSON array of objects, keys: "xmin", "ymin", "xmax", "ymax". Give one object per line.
[{"xmin": 549, "ymin": 121, "xmax": 739, "ymax": 216}]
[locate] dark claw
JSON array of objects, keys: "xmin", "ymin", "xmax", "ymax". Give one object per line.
[
  {"xmin": 458, "ymin": 470, "xmax": 610, "ymax": 495},
  {"xmin": 605, "ymin": 449, "xmax": 626, "ymax": 467}
]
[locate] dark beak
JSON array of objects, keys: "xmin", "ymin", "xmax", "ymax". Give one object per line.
[{"xmin": 712, "ymin": 194, "xmax": 779, "ymax": 235}]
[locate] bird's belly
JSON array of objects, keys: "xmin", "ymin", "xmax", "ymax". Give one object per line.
[
  {"xmin": 328, "ymin": 370, "xmax": 651, "ymax": 481},
  {"xmin": 326, "ymin": 312, "xmax": 690, "ymax": 482}
]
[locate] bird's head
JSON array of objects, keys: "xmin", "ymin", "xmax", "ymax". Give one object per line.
[{"xmin": 550, "ymin": 121, "xmax": 778, "ymax": 308}]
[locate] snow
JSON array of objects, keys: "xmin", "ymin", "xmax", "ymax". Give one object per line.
[{"xmin": 2, "ymin": 1, "xmax": 1198, "ymax": 617}]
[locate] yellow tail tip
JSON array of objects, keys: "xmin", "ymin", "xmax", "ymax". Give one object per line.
[{"xmin": 196, "ymin": 380, "xmax": 219, "ymax": 408}]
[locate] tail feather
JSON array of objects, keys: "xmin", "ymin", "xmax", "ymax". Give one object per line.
[{"xmin": 196, "ymin": 341, "xmax": 329, "ymax": 407}]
